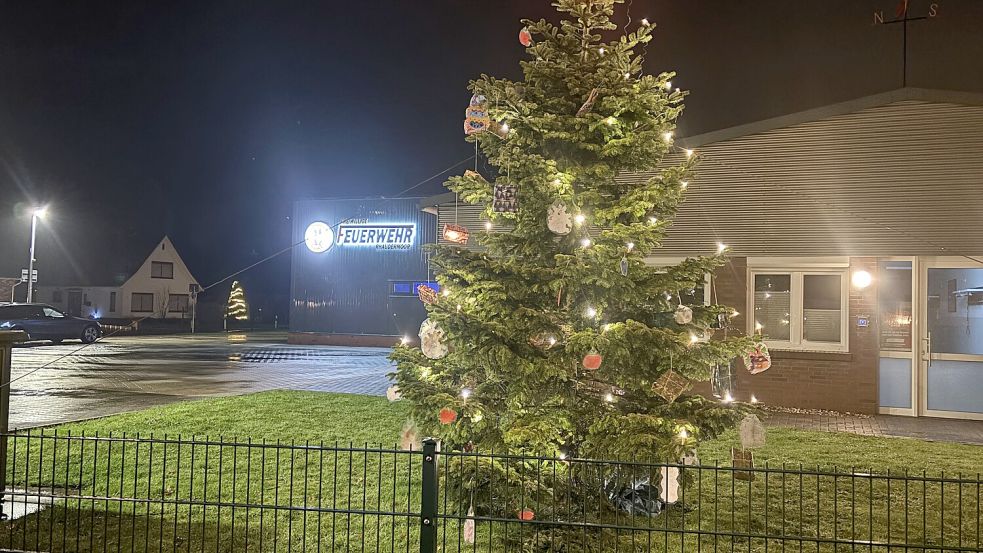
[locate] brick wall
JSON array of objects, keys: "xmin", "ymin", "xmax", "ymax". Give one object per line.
[
  {"xmin": 0, "ymin": 278, "xmax": 20, "ymax": 303},
  {"xmin": 709, "ymin": 257, "xmax": 879, "ymax": 414}
]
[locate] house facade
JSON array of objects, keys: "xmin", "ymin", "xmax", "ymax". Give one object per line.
[
  {"xmin": 420, "ymin": 88, "xmax": 983, "ymax": 420},
  {"xmin": 38, "ymin": 236, "xmax": 200, "ymax": 320}
]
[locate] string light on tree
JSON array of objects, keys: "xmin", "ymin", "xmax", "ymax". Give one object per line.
[
  {"xmin": 580, "ymin": 238, "xmax": 591, "ymax": 248},
  {"xmin": 226, "ymin": 280, "xmax": 249, "ymax": 321},
  {"xmin": 662, "ymin": 131, "xmax": 673, "ymax": 143},
  {"xmin": 685, "ymin": 149, "xmax": 695, "ymax": 158}
]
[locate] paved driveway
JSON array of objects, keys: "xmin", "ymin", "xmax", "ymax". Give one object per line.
[{"xmin": 8, "ymin": 332, "xmax": 394, "ymax": 429}]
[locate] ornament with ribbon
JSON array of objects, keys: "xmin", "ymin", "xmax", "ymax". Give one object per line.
[{"xmin": 743, "ymin": 341, "xmax": 772, "ymax": 374}]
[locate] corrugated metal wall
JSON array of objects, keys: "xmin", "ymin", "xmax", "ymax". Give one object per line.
[
  {"xmin": 290, "ymin": 198, "xmax": 436, "ymax": 336},
  {"xmin": 437, "ymin": 99, "xmax": 983, "ymax": 258}
]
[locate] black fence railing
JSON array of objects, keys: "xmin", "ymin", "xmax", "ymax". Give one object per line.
[{"xmin": 0, "ymin": 430, "xmax": 979, "ymax": 552}]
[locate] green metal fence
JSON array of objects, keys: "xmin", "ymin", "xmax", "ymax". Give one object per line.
[{"xmin": 0, "ymin": 430, "xmax": 979, "ymax": 552}]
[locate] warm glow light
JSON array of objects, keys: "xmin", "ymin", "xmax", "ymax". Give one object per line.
[
  {"xmin": 401, "ymin": 336, "xmax": 411, "ymax": 345},
  {"xmin": 604, "ymin": 393, "xmax": 615, "ymax": 403},
  {"xmin": 580, "ymin": 238, "xmax": 591, "ymax": 248},
  {"xmin": 754, "ymin": 321, "xmax": 764, "ymax": 332},
  {"xmin": 641, "ymin": 18, "xmax": 650, "ymax": 26},
  {"xmin": 717, "ymin": 242, "xmax": 727, "ymax": 253},
  {"xmin": 649, "ymin": 216, "xmax": 658, "ymax": 225},
  {"xmin": 605, "ymin": 116, "xmax": 617, "ymax": 125},
  {"xmin": 558, "ymin": 452, "xmax": 567, "ymax": 460},
  {"xmin": 680, "ymin": 181, "xmax": 688, "ymax": 189},
  {"xmin": 662, "ymin": 131, "xmax": 673, "ymax": 142},
  {"xmin": 723, "ymin": 391, "xmax": 734, "ymax": 403},
  {"xmin": 500, "ymin": 123, "xmax": 509, "ymax": 133},
  {"xmin": 442, "ymin": 289, "xmax": 451, "ymax": 297},
  {"xmin": 751, "ymin": 395, "xmax": 759, "ymax": 404},
  {"xmin": 598, "ymin": 47, "xmax": 606, "ymax": 55},
  {"xmin": 485, "ymin": 221, "xmax": 493, "ymax": 230},
  {"xmin": 689, "ymin": 333, "xmax": 699, "ymax": 345},
  {"xmin": 624, "ymin": 72, "xmax": 631, "ymax": 80},
  {"xmin": 585, "ymin": 306, "xmax": 597, "ymax": 318},
  {"xmin": 456, "ymin": 304, "xmax": 462, "ymax": 311},
  {"xmin": 626, "ymin": 242, "xmax": 635, "ymax": 251},
  {"xmin": 574, "ymin": 214, "xmax": 586, "ymax": 224},
  {"xmin": 685, "ymin": 149, "xmax": 694, "ymax": 158},
  {"xmin": 678, "ymin": 428, "xmax": 689, "ymax": 439},
  {"xmin": 548, "ymin": 336, "xmax": 557, "ymax": 346},
  {"xmin": 664, "ymin": 81, "xmax": 672, "ymax": 90},
  {"xmin": 852, "ymin": 270, "xmax": 873, "ymax": 289}
]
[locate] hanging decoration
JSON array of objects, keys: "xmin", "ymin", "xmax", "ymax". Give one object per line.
[
  {"xmin": 463, "ymin": 169, "xmax": 487, "ymax": 184},
  {"xmin": 493, "ymin": 184, "xmax": 519, "ymax": 213},
  {"xmin": 674, "ymin": 305, "xmax": 693, "ymax": 325},
  {"xmin": 739, "ymin": 414, "xmax": 767, "ymax": 450},
  {"xmin": 518, "ymin": 27, "xmax": 533, "ymax": 47},
  {"xmin": 546, "ymin": 201, "xmax": 573, "ymax": 235},
  {"xmin": 419, "ymin": 319, "xmax": 449, "ymax": 360},
  {"xmin": 529, "ymin": 332, "xmax": 556, "ymax": 350},
  {"xmin": 711, "ymin": 362, "xmax": 737, "ymax": 399},
  {"xmin": 442, "ymin": 223, "xmax": 470, "ymax": 245},
  {"xmin": 386, "ymin": 385, "xmax": 401, "ymax": 402},
  {"xmin": 682, "ymin": 448, "xmax": 700, "ymax": 467},
  {"xmin": 463, "ymin": 502, "xmax": 476, "ymax": 544},
  {"xmin": 658, "ymin": 466, "xmax": 680, "ymax": 504},
  {"xmin": 464, "ymin": 94, "xmax": 491, "ymax": 135},
  {"xmin": 582, "ymin": 351, "xmax": 603, "ymax": 371},
  {"xmin": 576, "ymin": 88, "xmax": 600, "ymax": 117},
  {"xmin": 732, "ymin": 448, "xmax": 755, "ymax": 481},
  {"xmin": 439, "ymin": 407, "xmax": 458, "ymax": 425},
  {"xmin": 400, "ymin": 420, "xmax": 421, "ymax": 451},
  {"xmin": 518, "ymin": 509, "xmax": 535, "ymax": 521},
  {"xmin": 743, "ymin": 342, "xmax": 772, "ymax": 374},
  {"xmin": 620, "ymin": 256, "xmax": 629, "ymax": 277},
  {"xmin": 417, "ymin": 284, "xmax": 439, "ymax": 305},
  {"xmin": 652, "ymin": 369, "xmax": 691, "ymax": 402}
]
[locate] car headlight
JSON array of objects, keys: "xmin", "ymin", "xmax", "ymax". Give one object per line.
[{"xmin": 0, "ymin": 321, "xmax": 11, "ymax": 329}]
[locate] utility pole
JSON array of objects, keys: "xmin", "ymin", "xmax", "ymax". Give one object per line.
[{"xmin": 25, "ymin": 208, "xmax": 46, "ymax": 303}]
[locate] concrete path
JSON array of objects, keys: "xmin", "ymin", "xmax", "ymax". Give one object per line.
[
  {"xmin": 8, "ymin": 331, "xmax": 393, "ymax": 429},
  {"xmin": 764, "ymin": 410, "xmax": 983, "ymax": 446}
]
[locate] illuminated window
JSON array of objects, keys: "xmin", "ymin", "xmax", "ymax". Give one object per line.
[{"xmin": 750, "ymin": 269, "xmax": 848, "ymax": 352}]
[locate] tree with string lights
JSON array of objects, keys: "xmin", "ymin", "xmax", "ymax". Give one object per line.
[
  {"xmin": 392, "ymin": 0, "xmax": 754, "ymax": 469},
  {"xmin": 226, "ymin": 280, "xmax": 249, "ymax": 323}
]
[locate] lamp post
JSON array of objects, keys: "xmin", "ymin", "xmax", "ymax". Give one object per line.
[{"xmin": 26, "ymin": 207, "xmax": 46, "ymax": 303}]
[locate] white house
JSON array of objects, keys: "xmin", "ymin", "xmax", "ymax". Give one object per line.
[{"xmin": 38, "ymin": 236, "xmax": 200, "ymax": 320}]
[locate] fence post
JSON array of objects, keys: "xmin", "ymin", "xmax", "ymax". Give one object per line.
[
  {"xmin": 419, "ymin": 438, "xmax": 439, "ymax": 553},
  {"xmin": 0, "ymin": 330, "xmax": 27, "ymax": 520}
]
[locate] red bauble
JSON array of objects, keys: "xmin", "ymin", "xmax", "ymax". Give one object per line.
[
  {"xmin": 518, "ymin": 28, "xmax": 532, "ymax": 47},
  {"xmin": 582, "ymin": 353, "xmax": 603, "ymax": 371},
  {"xmin": 438, "ymin": 407, "xmax": 458, "ymax": 425},
  {"xmin": 518, "ymin": 509, "xmax": 535, "ymax": 521}
]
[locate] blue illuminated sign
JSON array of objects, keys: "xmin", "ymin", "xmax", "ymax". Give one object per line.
[{"xmin": 336, "ymin": 222, "xmax": 416, "ymax": 250}]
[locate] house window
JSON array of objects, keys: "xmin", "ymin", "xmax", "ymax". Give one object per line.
[
  {"xmin": 52, "ymin": 290, "xmax": 63, "ymax": 303},
  {"xmin": 131, "ymin": 293, "xmax": 155, "ymax": 312},
  {"xmin": 110, "ymin": 292, "xmax": 117, "ymax": 313},
  {"xmin": 151, "ymin": 262, "xmax": 174, "ymax": 279},
  {"xmin": 750, "ymin": 269, "xmax": 848, "ymax": 352},
  {"xmin": 168, "ymin": 294, "xmax": 190, "ymax": 313}
]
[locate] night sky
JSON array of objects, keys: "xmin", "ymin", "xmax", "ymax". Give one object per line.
[{"xmin": 2, "ymin": 0, "xmax": 981, "ymax": 319}]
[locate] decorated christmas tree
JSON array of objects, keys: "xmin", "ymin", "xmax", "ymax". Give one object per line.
[
  {"xmin": 392, "ymin": 0, "xmax": 755, "ymax": 463},
  {"xmin": 226, "ymin": 280, "xmax": 249, "ymax": 322}
]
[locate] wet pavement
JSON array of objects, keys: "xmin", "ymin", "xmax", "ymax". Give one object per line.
[{"xmin": 8, "ymin": 332, "xmax": 394, "ymax": 429}]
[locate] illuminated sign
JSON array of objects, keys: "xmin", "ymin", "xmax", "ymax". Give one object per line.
[
  {"xmin": 305, "ymin": 222, "xmax": 334, "ymax": 253},
  {"xmin": 336, "ymin": 223, "xmax": 416, "ymax": 250}
]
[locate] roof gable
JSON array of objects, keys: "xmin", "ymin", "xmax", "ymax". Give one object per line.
[{"xmin": 120, "ymin": 236, "xmax": 199, "ymax": 289}]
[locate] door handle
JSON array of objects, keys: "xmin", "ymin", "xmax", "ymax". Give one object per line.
[{"xmin": 922, "ymin": 331, "xmax": 932, "ymax": 368}]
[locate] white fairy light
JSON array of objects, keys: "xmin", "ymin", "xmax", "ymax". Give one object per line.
[
  {"xmin": 680, "ymin": 181, "xmax": 688, "ymax": 189},
  {"xmin": 442, "ymin": 289, "xmax": 451, "ymax": 297},
  {"xmin": 641, "ymin": 18, "xmax": 650, "ymax": 26},
  {"xmin": 598, "ymin": 47, "xmax": 606, "ymax": 55},
  {"xmin": 754, "ymin": 321, "xmax": 764, "ymax": 332},
  {"xmin": 750, "ymin": 395, "xmax": 759, "ymax": 404},
  {"xmin": 605, "ymin": 116, "xmax": 617, "ymax": 125},
  {"xmin": 500, "ymin": 122, "xmax": 509, "ymax": 133},
  {"xmin": 664, "ymin": 81, "xmax": 672, "ymax": 91},
  {"xmin": 604, "ymin": 392, "xmax": 615, "ymax": 403},
  {"xmin": 580, "ymin": 238, "xmax": 591, "ymax": 248},
  {"xmin": 603, "ymin": 323, "xmax": 612, "ymax": 332},
  {"xmin": 731, "ymin": 309, "xmax": 740, "ymax": 317},
  {"xmin": 678, "ymin": 428, "xmax": 689, "ymax": 439},
  {"xmin": 649, "ymin": 216, "xmax": 658, "ymax": 225},
  {"xmin": 485, "ymin": 221, "xmax": 492, "ymax": 230},
  {"xmin": 574, "ymin": 213, "xmax": 586, "ymax": 225},
  {"xmin": 585, "ymin": 306, "xmax": 597, "ymax": 318},
  {"xmin": 548, "ymin": 336, "xmax": 557, "ymax": 346},
  {"xmin": 685, "ymin": 148, "xmax": 695, "ymax": 158},
  {"xmin": 722, "ymin": 391, "xmax": 734, "ymax": 403},
  {"xmin": 626, "ymin": 242, "xmax": 635, "ymax": 251},
  {"xmin": 558, "ymin": 452, "xmax": 567, "ymax": 460},
  {"xmin": 456, "ymin": 304, "xmax": 462, "ymax": 311},
  {"xmin": 717, "ymin": 242, "xmax": 727, "ymax": 253},
  {"xmin": 662, "ymin": 131, "xmax": 673, "ymax": 143},
  {"xmin": 624, "ymin": 72, "xmax": 631, "ymax": 80},
  {"xmin": 461, "ymin": 388, "xmax": 472, "ymax": 400},
  {"xmin": 552, "ymin": 178, "xmax": 562, "ymax": 186},
  {"xmin": 401, "ymin": 336, "xmax": 411, "ymax": 345},
  {"xmin": 689, "ymin": 333, "xmax": 699, "ymax": 345},
  {"xmin": 471, "ymin": 412, "xmax": 483, "ymax": 423}
]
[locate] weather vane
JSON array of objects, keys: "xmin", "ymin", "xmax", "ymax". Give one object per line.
[{"xmin": 873, "ymin": 0, "xmax": 940, "ymax": 87}]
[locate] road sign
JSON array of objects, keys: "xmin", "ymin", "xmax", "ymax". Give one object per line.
[{"xmin": 20, "ymin": 269, "xmax": 37, "ymax": 283}]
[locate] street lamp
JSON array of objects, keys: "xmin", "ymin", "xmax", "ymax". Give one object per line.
[{"xmin": 26, "ymin": 207, "xmax": 46, "ymax": 303}]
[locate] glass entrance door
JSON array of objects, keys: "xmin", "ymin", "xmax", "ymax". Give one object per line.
[
  {"xmin": 920, "ymin": 258, "xmax": 983, "ymax": 419},
  {"xmin": 878, "ymin": 260, "xmax": 915, "ymax": 415}
]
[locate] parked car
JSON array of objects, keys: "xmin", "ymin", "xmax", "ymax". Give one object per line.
[{"xmin": 0, "ymin": 303, "xmax": 102, "ymax": 344}]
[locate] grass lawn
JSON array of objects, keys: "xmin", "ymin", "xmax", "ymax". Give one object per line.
[{"xmin": 0, "ymin": 391, "xmax": 980, "ymax": 552}]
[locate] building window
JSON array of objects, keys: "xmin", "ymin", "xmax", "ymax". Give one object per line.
[
  {"xmin": 750, "ymin": 269, "xmax": 848, "ymax": 352},
  {"xmin": 168, "ymin": 294, "xmax": 190, "ymax": 313},
  {"xmin": 151, "ymin": 262, "xmax": 174, "ymax": 279},
  {"xmin": 52, "ymin": 290, "xmax": 63, "ymax": 303},
  {"xmin": 110, "ymin": 292, "xmax": 117, "ymax": 313},
  {"xmin": 131, "ymin": 293, "xmax": 155, "ymax": 312}
]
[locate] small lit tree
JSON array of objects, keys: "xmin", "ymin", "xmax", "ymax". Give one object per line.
[{"xmin": 226, "ymin": 280, "xmax": 249, "ymax": 322}]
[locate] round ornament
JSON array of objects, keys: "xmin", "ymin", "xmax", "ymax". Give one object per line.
[
  {"xmin": 743, "ymin": 342, "xmax": 772, "ymax": 374},
  {"xmin": 518, "ymin": 27, "xmax": 532, "ymax": 47},
  {"xmin": 582, "ymin": 352, "xmax": 603, "ymax": 371},
  {"xmin": 518, "ymin": 508, "xmax": 535, "ymax": 521},
  {"xmin": 674, "ymin": 305, "xmax": 693, "ymax": 325},
  {"xmin": 546, "ymin": 201, "xmax": 573, "ymax": 235},
  {"xmin": 438, "ymin": 407, "xmax": 458, "ymax": 425},
  {"xmin": 419, "ymin": 319, "xmax": 449, "ymax": 360},
  {"xmin": 620, "ymin": 256, "xmax": 629, "ymax": 277},
  {"xmin": 469, "ymin": 94, "xmax": 487, "ymax": 106},
  {"xmin": 386, "ymin": 385, "xmax": 401, "ymax": 402}
]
